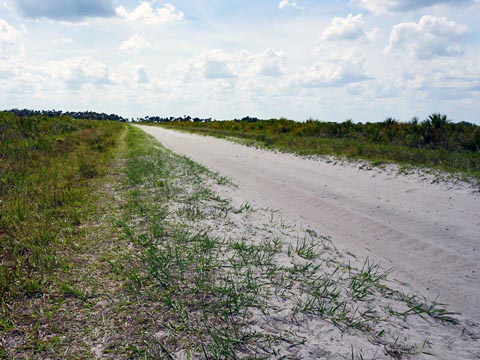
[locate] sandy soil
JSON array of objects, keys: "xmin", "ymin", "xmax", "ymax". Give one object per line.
[{"xmin": 136, "ymin": 125, "xmax": 480, "ymax": 326}]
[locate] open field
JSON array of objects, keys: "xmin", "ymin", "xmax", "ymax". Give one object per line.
[{"xmin": 1, "ymin": 115, "xmax": 479, "ymax": 358}]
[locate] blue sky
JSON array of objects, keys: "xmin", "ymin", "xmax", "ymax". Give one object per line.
[{"xmin": 0, "ymin": 0, "xmax": 479, "ymax": 122}]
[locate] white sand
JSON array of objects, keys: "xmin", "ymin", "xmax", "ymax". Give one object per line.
[{"xmin": 136, "ymin": 125, "xmax": 480, "ymax": 325}]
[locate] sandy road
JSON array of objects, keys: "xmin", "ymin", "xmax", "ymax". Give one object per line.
[{"xmin": 137, "ymin": 125, "xmax": 480, "ymax": 323}]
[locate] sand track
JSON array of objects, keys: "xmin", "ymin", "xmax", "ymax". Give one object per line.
[{"xmin": 137, "ymin": 125, "xmax": 480, "ymax": 323}]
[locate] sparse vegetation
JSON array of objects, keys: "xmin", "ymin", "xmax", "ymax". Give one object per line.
[{"xmin": 109, "ymin": 127, "xmax": 472, "ymax": 358}]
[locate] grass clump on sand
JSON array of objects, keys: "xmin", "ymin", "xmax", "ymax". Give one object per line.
[
  {"xmin": 156, "ymin": 114, "xmax": 480, "ymax": 179},
  {"xmin": 116, "ymin": 127, "xmax": 262, "ymax": 357}
]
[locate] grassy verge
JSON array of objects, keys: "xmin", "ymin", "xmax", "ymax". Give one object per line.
[
  {"xmin": 116, "ymin": 126, "xmax": 265, "ymax": 357},
  {"xmin": 0, "ymin": 112, "xmax": 124, "ymax": 301},
  {"xmin": 157, "ymin": 121, "xmax": 480, "ymax": 180},
  {"xmin": 0, "ymin": 112, "xmax": 125, "ymax": 357}
]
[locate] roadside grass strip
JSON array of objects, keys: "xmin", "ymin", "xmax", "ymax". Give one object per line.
[
  {"xmin": 0, "ymin": 114, "xmax": 126, "ymax": 358},
  {"xmin": 115, "ymin": 126, "xmax": 477, "ymax": 359}
]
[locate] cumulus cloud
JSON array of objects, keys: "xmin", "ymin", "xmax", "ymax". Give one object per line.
[
  {"xmin": 346, "ymin": 80, "xmax": 404, "ymax": 99},
  {"xmin": 170, "ymin": 50, "xmax": 237, "ymax": 81},
  {"xmin": 116, "ymin": 62, "xmax": 153, "ymax": 86},
  {"xmin": 0, "ymin": 19, "xmax": 22, "ymax": 59},
  {"xmin": 0, "ymin": 20, "xmax": 27, "ymax": 83},
  {"xmin": 14, "ymin": 0, "xmax": 116, "ymax": 20},
  {"xmin": 116, "ymin": 2, "xmax": 184, "ymax": 24},
  {"xmin": 135, "ymin": 65, "xmax": 149, "ymax": 84},
  {"xmin": 385, "ymin": 16, "xmax": 468, "ymax": 59},
  {"xmin": 171, "ymin": 48, "xmax": 287, "ymax": 82},
  {"xmin": 278, "ymin": 0, "xmax": 303, "ymax": 10},
  {"xmin": 47, "ymin": 56, "xmax": 113, "ymax": 88},
  {"xmin": 119, "ymin": 34, "xmax": 150, "ymax": 54},
  {"xmin": 407, "ymin": 57, "xmax": 480, "ymax": 95},
  {"xmin": 200, "ymin": 50, "xmax": 237, "ymax": 79},
  {"xmin": 354, "ymin": 0, "xmax": 473, "ymax": 14},
  {"xmin": 247, "ymin": 48, "xmax": 286, "ymax": 77},
  {"xmin": 293, "ymin": 47, "xmax": 370, "ymax": 87},
  {"xmin": 321, "ymin": 14, "xmax": 376, "ymax": 42}
]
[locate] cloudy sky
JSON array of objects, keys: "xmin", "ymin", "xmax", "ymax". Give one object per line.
[{"xmin": 0, "ymin": 0, "xmax": 479, "ymax": 122}]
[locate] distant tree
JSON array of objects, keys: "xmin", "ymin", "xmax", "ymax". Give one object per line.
[{"xmin": 383, "ymin": 117, "xmax": 398, "ymax": 125}]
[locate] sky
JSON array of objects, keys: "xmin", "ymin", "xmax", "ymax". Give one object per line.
[{"xmin": 0, "ymin": 0, "xmax": 479, "ymax": 123}]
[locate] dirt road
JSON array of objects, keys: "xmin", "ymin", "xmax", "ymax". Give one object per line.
[{"xmin": 137, "ymin": 125, "xmax": 480, "ymax": 323}]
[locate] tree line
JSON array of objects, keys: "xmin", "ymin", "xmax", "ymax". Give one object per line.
[
  {"xmin": 5, "ymin": 109, "xmax": 480, "ymax": 152},
  {"xmin": 6, "ymin": 109, "xmax": 215, "ymax": 124},
  {"xmin": 8, "ymin": 109, "xmax": 129, "ymax": 122}
]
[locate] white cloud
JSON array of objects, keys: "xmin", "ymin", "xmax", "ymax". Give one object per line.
[
  {"xmin": 135, "ymin": 65, "xmax": 149, "ymax": 84},
  {"xmin": 0, "ymin": 19, "xmax": 22, "ymax": 59},
  {"xmin": 0, "ymin": 20, "xmax": 28, "ymax": 85},
  {"xmin": 346, "ymin": 80, "xmax": 404, "ymax": 99},
  {"xmin": 385, "ymin": 16, "xmax": 468, "ymax": 59},
  {"xmin": 407, "ymin": 57, "xmax": 480, "ymax": 95},
  {"xmin": 116, "ymin": 2, "xmax": 184, "ymax": 24},
  {"xmin": 47, "ymin": 56, "xmax": 113, "ymax": 88},
  {"xmin": 293, "ymin": 47, "xmax": 370, "ymax": 87},
  {"xmin": 170, "ymin": 49, "xmax": 237, "ymax": 81},
  {"xmin": 354, "ymin": 0, "xmax": 473, "ymax": 14},
  {"xmin": 247, "ymin": 48, "xmax": 286, "ymax": 77},
  {"xmin": 278, "ymin": 0, "xmax": 303, "ymax": 10},
  {"xmin": 0, "ymin": 62, "xmax": 15, "ymax": 79},
  {"xmin": 14, "ymin": 0, "xmax": 117, "ymax": 20},
  {"xmin": 54, "ymin": 37, "xmax": 73, "ymax": 44},
  {"xmin": 1, "ymin": 1, "xmax": 14, "ymax": 12},
  {"xmin": 169, "ymin": 50, "xmax": 232, "ymax": 80},
  {"xmin": 116, "ymin": 62, "xmax": 153, "ymax": 86},
  {"xmin": 295, "ymin": 62, "xmax": 368, "ymax": 87},
  {"xmin": 171, "ymin": 48, "xmax": 288, "ymax": 82},
  {"xmin": 321, "ymin": 14, "xmax": 371, "ymax": 41},
  {"xmin": 200, "ymin": 50, "xmax": 237, "ymax": 79},
  {"xmin": 119, "ymin": 34, "xmax": 151, "ymax": 54}
]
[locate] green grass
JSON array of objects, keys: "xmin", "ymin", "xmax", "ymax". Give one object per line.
[
  {"xmin": 157, "ymin": 117, "xmax": 480, "ymax": 179},
  {"xmin": 0, "ymin": 111, "xmax": 124, "ymax": 314},
  {"xmin": 118, "ymin": 127, "xmax": 263, "ymax": 357}
]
